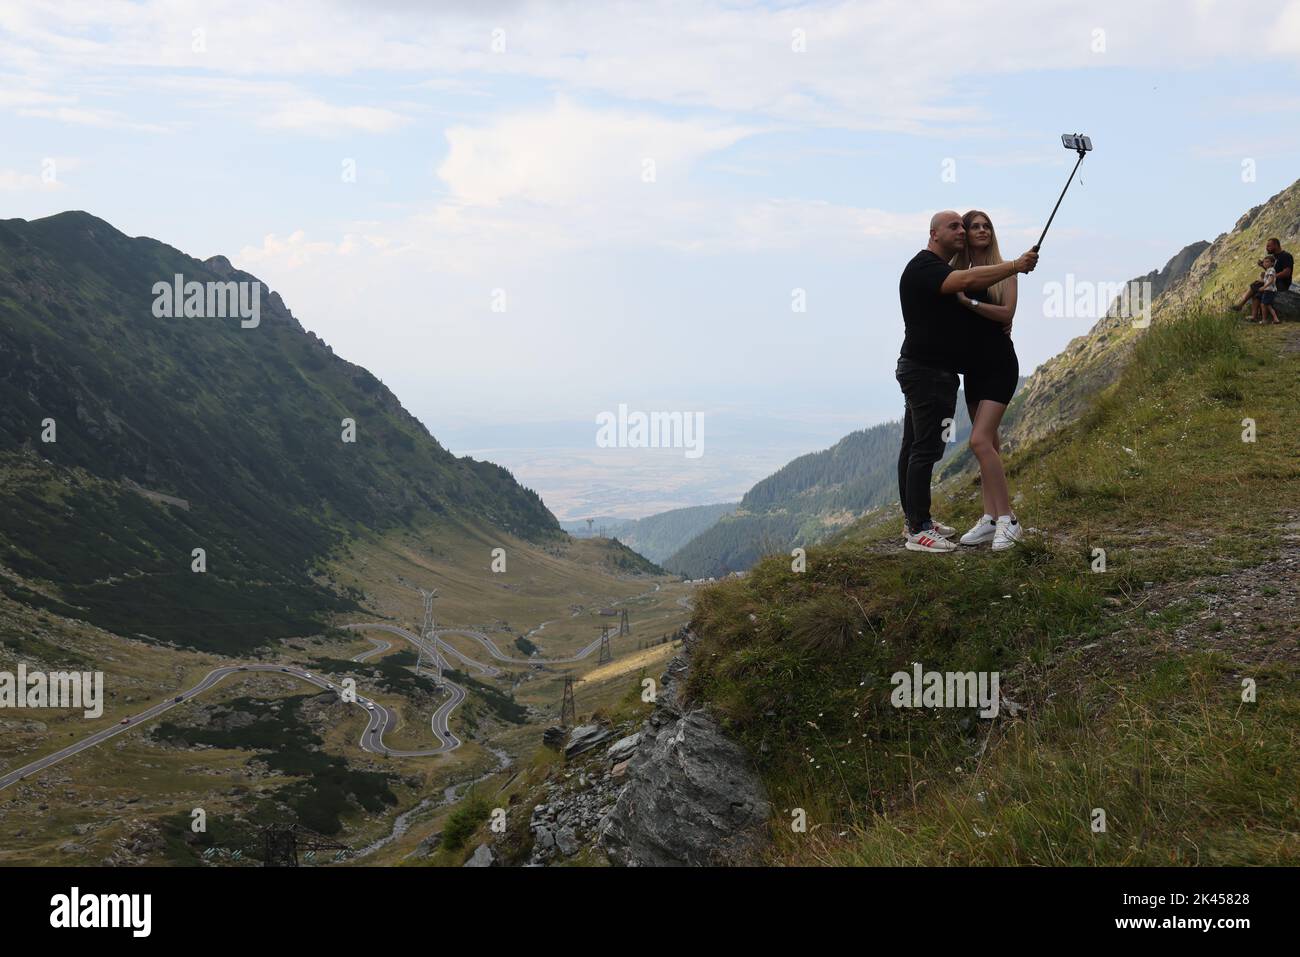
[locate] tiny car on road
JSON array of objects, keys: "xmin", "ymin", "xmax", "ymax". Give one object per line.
[
  {"xmin": 366, "ymin": 703, "xmax": 375, "ymax": 710},
  {"xmin": 174, "ymin": 696, "xmax": 184, "ymax": 703},
  {"xmin": 119, "ymin": 717, "xmax": 129, "ymax": 725},
  {"xmin": 280, "ymin": 667, "xmax": 288, "ymax": 672}
]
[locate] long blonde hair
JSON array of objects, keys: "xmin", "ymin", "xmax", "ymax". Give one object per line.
[{"xmin": 950, "ymin": 209, "xmax": 1008, "ymax": 306}]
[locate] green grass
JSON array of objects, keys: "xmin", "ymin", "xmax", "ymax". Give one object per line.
[
  {"xmin": 801, "ymin": 658, "xmax": 1299, "ymax": 865},
  {"xmin": 152, "ymin": 694, "xmax": 398, "ymax": 835},
  {"xmin": 445, "ymin": 669, "xmax": 528, "ymax": 724},
  {"xmin": 310, "ymin": 649, "xmax": 441, "ymax": 698},
  {"xmin": 686, "ymin": 307, "xmax": 1300, "ymax": 865}
]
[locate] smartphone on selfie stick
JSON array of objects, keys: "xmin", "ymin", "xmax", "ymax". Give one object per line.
[{"xmin": 1033, "ymin": 134, "xmax": 1093, "ymax": 253}]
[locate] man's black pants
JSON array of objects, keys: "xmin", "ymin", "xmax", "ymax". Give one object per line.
[{"xmin": 896, "ymin": 356, "xmax": 959, "ymax": 533}]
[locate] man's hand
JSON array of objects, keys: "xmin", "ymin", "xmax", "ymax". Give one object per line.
[{"xmin": 1015, "ymin": 249, "xmax": 1039, "ymax": 273}]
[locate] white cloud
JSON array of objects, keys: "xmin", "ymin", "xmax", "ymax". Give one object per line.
[
  {"xmin": 437, "ymin": 97, "xmax": 757, "ymax": 207},
  {"xmin": 4, "ymin": 1, "xmax": 1296, "ymax": 134},
  {"xmin": 259, "ymin": 99, "xmax": 411, "ymax": 135},
  {"xmin": 238, "ymin": 230, "xmax": 350, "ymax": 269},
  {"xmin": 0, "ymin": 168, "xmax": 57, "ymax": 191},
  {"xmin": 16, "ymin": 106, "xmax": 171, "ymax": 133}
]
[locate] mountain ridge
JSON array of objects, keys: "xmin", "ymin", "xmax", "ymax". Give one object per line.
[{"xmin": 0, "ymin": 210, "xmax": 562, "ymax": 653}]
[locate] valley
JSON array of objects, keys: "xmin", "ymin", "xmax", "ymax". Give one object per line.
[{"xmin": 0, "ymin": 515, "xmax": 695, "ymax": 865}]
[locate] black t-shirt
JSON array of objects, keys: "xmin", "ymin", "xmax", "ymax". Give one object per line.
[
  {"xmin": 1273, "ymin": 249, "xmax": 1293, "ymax": 291},
  {"xmin": 898, "ymin": 250, "xmax": 970, "ymax": 372}
]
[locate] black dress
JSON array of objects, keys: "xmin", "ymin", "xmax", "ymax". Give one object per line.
[{"xmin": 962, "ymin": 286, "xmax": 1019, "ymax": 406}]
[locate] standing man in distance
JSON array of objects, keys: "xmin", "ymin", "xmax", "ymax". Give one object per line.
[{"xmin": 896, "ymin": 211, "xmax": 1038, "ymax": 552}]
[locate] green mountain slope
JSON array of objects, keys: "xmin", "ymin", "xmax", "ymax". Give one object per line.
[
  {"xmin": 1000, "ymin": 175, "xmax": 1300, "ymax": 453},
  {"xmin": 0, "ymin": 211, "xmax": 560, "ymax": 653}
]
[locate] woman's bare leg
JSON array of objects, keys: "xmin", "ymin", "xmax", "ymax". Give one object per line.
[
  {"xmin": 969, "ymin": 400, "xmax": 996, "ymax": 518},
  {"xmin": 968, "ymin": 400, "xmax": 1011, "ymax": 517}
]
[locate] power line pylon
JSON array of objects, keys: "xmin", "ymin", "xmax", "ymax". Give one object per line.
[
  {"xmin": 618, "ymin": 608, "xmax": 630, "ymax": 638},
  {"xmin": 559, "ymin": 675, "xmax": 576, "ymax": 728},
  {"xmin": 258, "ymin": 824, "xmax": 350, "ymax": 867},
  {"xmin": 598, "ymin": 625, "xmax": 613, "ymax": 665},
  {"xmin": 416, "ymin": 588, "xmax": 440, "ymax": 684}
]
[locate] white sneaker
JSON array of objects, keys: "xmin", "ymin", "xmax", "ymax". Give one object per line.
[
  {"xmin": 904, "ymin": 519, "xmax": 956, "ymax": 539},
  {"xmin": 960, "ymin": 515, "xmax": 997, "ymax": 546},
  {"xmin": 991, "ymin": 516, "xmax": 1023, "ymax": 551},
  {"xmin": 905, "ymin": 528, "xmax": 957, "ymax": 553}
]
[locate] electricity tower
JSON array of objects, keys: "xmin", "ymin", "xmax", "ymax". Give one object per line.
[
  {"xmin": 618, "ymin": 608, "xmax": 630, "ymax": 638},
  {"xmin": 585, "ymin": 518, "xmax": 594, "ymax": 537},
  {"xmin": 257, "ymin": 824, "xmax": 350, "ymax": 867},
  {"xmin": 416, "ymin": 588, "xmax": 440, "ymax": 685},
  {"xmin": 559, "ymin": 675, "xmax": 576, "ymax": 727},
  {"xmin": 597, "ymin": 625, "xmax": 613, "ymax": 665}
]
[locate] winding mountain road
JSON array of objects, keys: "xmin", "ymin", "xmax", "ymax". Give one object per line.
[
  {"xmin": 1, "ymin": 582, "xmax": 674, "ymax": 793},
  {"xmin": 0, "ymin": 655, "xmax": 462, "ymax": 792},
  {"xmin": 343, "ymin": 623, "xmax": 608, "ymax": 673}
]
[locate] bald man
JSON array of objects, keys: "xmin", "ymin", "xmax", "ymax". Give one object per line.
[{"xmin": 896, "ymin": 211, "xmax": 1038, "ymax": 552}]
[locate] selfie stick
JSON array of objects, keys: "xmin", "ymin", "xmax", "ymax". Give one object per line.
[{"xmin": 1033, "ymin": 135, "xmax": 1091, "ymax": 252}]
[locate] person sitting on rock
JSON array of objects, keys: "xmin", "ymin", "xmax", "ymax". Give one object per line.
[
  {"xmin": 1268, "ymin": 237, "xmax": 1293, "ymax": 295},
  {"xmin": 1234, "ymin": 238, "xmax": 1293, "ymax": 316}
]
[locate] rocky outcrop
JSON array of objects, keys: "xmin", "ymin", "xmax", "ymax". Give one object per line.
[
  {"xmin": 463, "ymin": 843, "xmax": 496, "ymax": 867},
  {"xmin": 1004, "ymin": 240, "xmax": 1213, "ymax": 452},
  {"xmin": 605, "ymin": 731, "xmax": 641, "ymax": 763},
  {"xmin": 1158, "ymin": 181, "xmax": 1300, "ymax": 315},
  {"xmin": 526, "ymin": 746, "xmax": 631, "ymax": 866},
  {"xmin": 1270, "ymin": 288, "xmax": 1300, "ymax": 321},
  {"xmin": 1008, "ymin": 177, "xmax": 1300, "ymax": 453},
  {"xmin": 597, "ymin": 635, "xmax": 770, "ymax": 867},
  {"xmin": 1131, "ymin": 240, "xmax": 1212, "ymax": 300},
  {"xmin": 564, "ymin": 723, "xmax": 615, "ymax": 758}
]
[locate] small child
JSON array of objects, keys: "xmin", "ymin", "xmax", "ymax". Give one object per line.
[{"xmin": 1255, "ymin": 255, "xmax": 1280, "ymax": 324}]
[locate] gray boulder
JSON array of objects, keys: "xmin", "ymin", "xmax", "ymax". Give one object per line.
[
  {"xmin": 555, "ymin": 826, "xmax": 580, "ymax": 857},
  {"xmin": 463, "ymin": 843, "xmax": 495, "ymax": 867},
  {"xmin": 598, "ymin": 707, "xmax": 770, "ymax": 867},
  {"xmin": 605, "ymin": 731, "xmax": 642, "ymax": 764},
  {"xmin": 564, "ymin": 723, "xmax": 615, "ymax": 758},
  {"xmin": 1270, "ymin": 287, "xmax": 1300, "ymax": 321}
]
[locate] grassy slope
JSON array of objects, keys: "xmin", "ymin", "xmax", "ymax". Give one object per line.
[
  {"xmin": 685, "ymin": 309, "xmax": 1299, "ymax": 865},
  {"xmin": 996, "ymin": 176, "xmax": 1300, "ymax": 458}
]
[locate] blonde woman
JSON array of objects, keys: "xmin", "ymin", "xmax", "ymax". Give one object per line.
[{"xmin": 950, "ymin": 210, "xmax": 1022, "ymax": 550}]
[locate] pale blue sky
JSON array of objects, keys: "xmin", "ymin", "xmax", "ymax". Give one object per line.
[{"xmin": 4, "ymin": 1, "xmax": 1298, "ymax": 514}]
